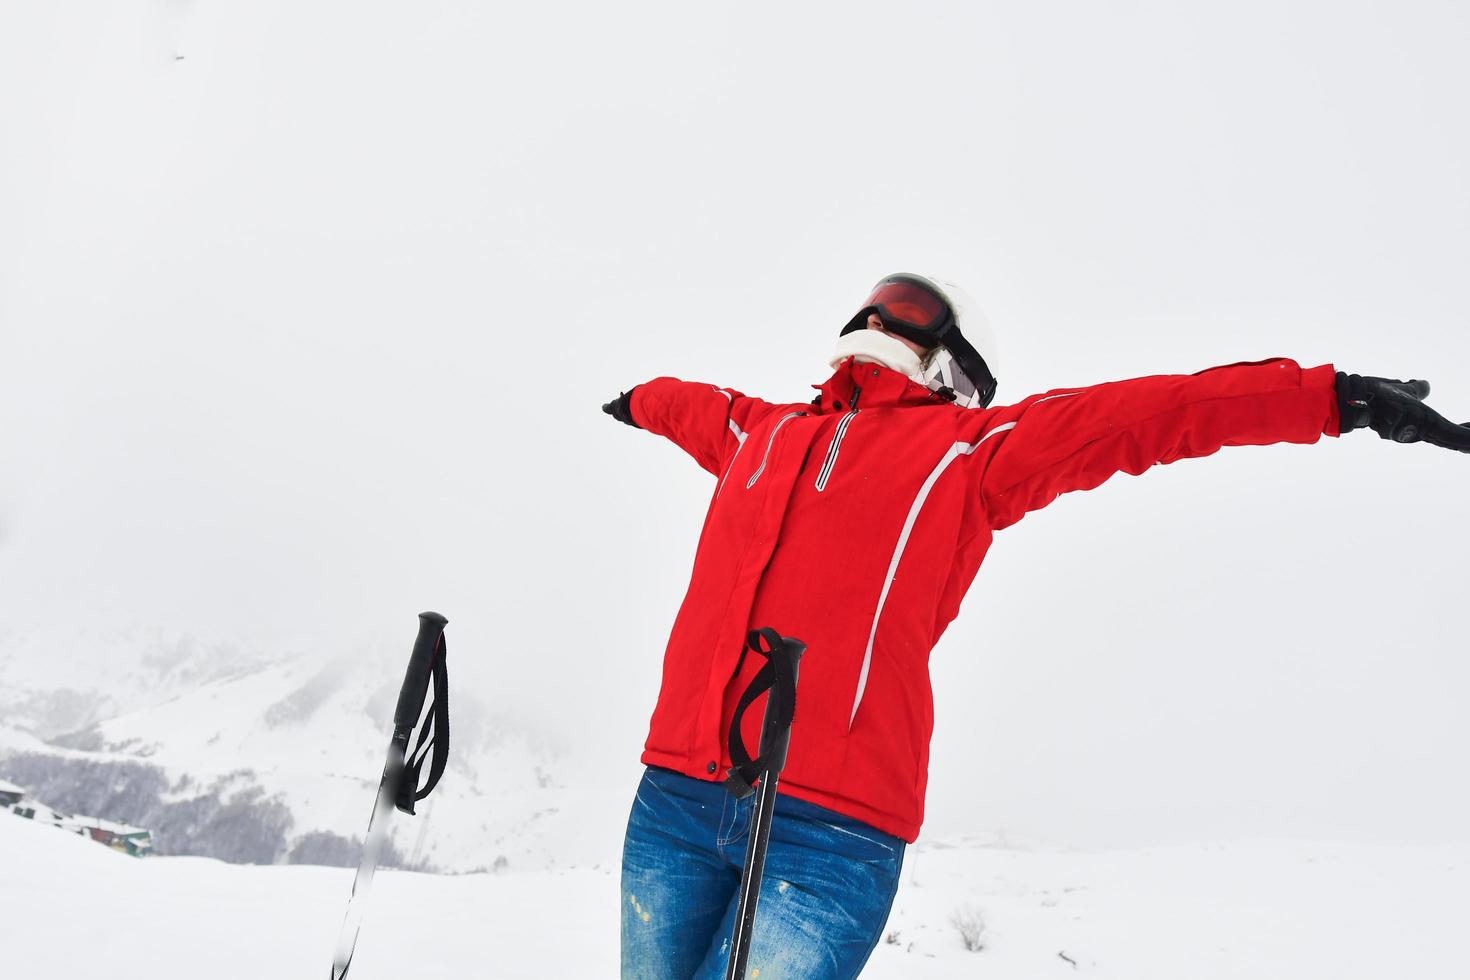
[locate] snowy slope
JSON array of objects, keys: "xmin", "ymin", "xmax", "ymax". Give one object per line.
[
  {"xmin": 0, "ymin": 628, "xmax": 622, "ymax": 871},
  {"xmin": 3, "ymin": 812, "xmax": 1464, "ymax": 979}
]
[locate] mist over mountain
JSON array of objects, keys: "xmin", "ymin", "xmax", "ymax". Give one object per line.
[{"xmin": 0, "ymin": 627, "xmax": 613, "ymax": 871}]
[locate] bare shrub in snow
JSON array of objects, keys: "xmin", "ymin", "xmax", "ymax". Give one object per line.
[{"xmin": 950, "ymin": 904, "xmax": 987, "ymax": 952}]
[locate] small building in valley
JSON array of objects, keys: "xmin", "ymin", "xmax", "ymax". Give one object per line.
[{"xmin": 3, "ymin": 779, "xmax": 154, "ymax": 857}]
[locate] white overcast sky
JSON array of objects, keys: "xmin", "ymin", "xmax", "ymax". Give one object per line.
[{"xmin": 2, "ymin": 0, "xmax": 1467, "ymax": 846}]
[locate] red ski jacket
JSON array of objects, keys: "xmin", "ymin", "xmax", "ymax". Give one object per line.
[{"xmin": 630, "ymin": 356, "xmax": 1340, "ymax": 841}]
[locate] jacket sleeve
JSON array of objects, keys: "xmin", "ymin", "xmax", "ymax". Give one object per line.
[
  {"xmin": 629, "ymin": 377, "xmax": 779, "ymax": 477},
  {"xmin": 979, "ymin": 358, "xmax": 1342, "ymax": 531}
]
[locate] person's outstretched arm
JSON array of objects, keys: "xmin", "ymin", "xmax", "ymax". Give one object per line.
[
  {"xmin": 602, "ymin": 377, "xmax": 780, "ymax": 477},
  {"xmin": 978, "ymin": 358, "xmax": 1470, "ymax": 531},
  {"xmin": 978, "ymin": 357, "xmax": 1339, "ymax": 531}
]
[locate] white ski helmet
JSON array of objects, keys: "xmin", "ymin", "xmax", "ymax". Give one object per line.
[{"xmin": 840, "ymin": 273, "xmax": 1001, "ymax": 408}]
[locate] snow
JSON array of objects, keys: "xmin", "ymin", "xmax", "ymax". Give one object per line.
[
  {"xmin": 876, "ymin": 837, "xmax": 1468, "ymax": 978},
  {"xmin": 4, "ymin": 812, "xmax": 1464, "ymax": 978},
  {"xmin": 0, "ymin": 808, "xmax": 614, "ymax": 977}
]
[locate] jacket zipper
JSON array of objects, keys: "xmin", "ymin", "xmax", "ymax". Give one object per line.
[
  {"xmin": 746, "ymin": 412, "xmax": 806, "ymax": 489},
  {"xmin": 815, "ymin": 409, "xmax": 859, "ymax": 492}
]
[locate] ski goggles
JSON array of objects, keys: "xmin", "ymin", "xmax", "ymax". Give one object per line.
[
  {"xmin": 838, "ymin": 273, "xmax": 999, "ymax": 408},
  {"xmin": 839, "ymin": 275, "xmax": 956, "ymax": 347}
]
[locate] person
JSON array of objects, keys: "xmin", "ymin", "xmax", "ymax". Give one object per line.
[{"xmin": 602, "ymin": 272, "xmax": 1469, "ymax": 979}]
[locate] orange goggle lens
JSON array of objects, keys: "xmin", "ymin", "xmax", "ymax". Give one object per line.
[{"xmin": 863, "ymin": 280, "xmax": 949, "ymax": 332}]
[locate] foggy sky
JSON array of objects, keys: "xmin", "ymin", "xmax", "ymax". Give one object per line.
[{"xmin": 2, "ymin": 0, "xmax": 1468, "ymax": 846}]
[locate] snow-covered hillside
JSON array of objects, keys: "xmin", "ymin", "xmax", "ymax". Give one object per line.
[
  {"xmin": 3, "ymin": 810, "xmax": 1464, "ymax": 978},
  {"xmin": 0, "ymin": 628, "xmax": 624, "ymax": 871}
]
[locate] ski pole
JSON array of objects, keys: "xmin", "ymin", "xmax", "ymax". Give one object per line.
[
  {"xmin": 329, "ymin": 611, "xmax": 451, "ymax": 980},
  {"xmin": 722, "ymin": 627, "xmax": 805, "ymax": 980}
]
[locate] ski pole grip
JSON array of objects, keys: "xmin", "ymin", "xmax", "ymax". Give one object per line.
[
  {"xmin": 723, "ymin": 629, "xmax": 806, "ymax": 799},
  {"xmin": 758, "ymin": 633, "xmax": 804, "ymax": 773},
  {"xmin": 393, "ymin": 611, "xmax": 449, "ymax": 733}
]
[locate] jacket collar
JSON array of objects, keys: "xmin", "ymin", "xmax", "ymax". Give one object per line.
[{"xmin": 812, "ymin": 357, "xmax": 948, "ymax": 414}]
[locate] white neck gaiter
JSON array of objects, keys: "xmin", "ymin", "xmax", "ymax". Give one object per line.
[{"xmin": 829, "ymin": 330, "xmax": 924, "ymax": 380}]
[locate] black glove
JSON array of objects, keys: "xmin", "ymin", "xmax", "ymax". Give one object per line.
[
  {"xmin": 1336, "ymin": 372, "xmax": 1470, "ymax": 452},
  {"xmin": 602, "ymin": 388, "xmax": 640, "ymax": 429}
]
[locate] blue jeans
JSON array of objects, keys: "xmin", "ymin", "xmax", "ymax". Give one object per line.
[{"xmin": 620, "ymin": 766, "xmax": 905, "ymax": 979}]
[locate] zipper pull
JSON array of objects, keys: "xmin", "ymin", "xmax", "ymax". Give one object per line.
[{"xmin": 850, "ymin": 385, "xmax": 862, "ymax": 410}]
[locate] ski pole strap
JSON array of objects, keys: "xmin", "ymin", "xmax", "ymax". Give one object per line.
[
  {"xmin": 393, "ymin": 612, "xmax": 451, "ymax": 815},
  {"xmin": 724, "ymin": 628, "xmax": 806, "ymax": 800}
]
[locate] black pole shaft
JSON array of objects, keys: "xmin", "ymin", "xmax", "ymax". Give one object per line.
[{"xmin": 726, "ymin": 766, "xmax": 781, "ymax": 980}]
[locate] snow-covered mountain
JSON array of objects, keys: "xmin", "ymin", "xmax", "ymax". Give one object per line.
[{"xmin": 0, "ymin": 627, "xmax": 617, "ymax": 872}]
